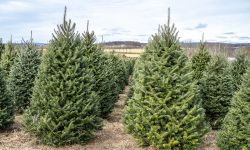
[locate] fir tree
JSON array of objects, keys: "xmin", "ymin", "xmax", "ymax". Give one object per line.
[
  {"xmin": 81, "ymin": 25, "xmax": 120, "ymax": 117},
  {"xmin": 0, "ymin": 38, "xmax": 5, "ymax": 60},
  {"xmin": 191, "ymin": 40, "xmax": 211, "ymax": 80},
  {"xmin": 123, "ymin": 10, "xmax": 209, "ymax": 149},
  {"xmin": 0, "ymin": 67, "xmax": 14, "ymax": 129},
  {"xmin": 230, "ymin": 51, "xmax": 249, "ymax": 92},
  {"xmin": 22, "ymin": 8, "xmax": 102, "ymax": 146},
  {"xmin": 199, "ymin": 56, "xmax": 234, "ymax": 129},
  {"xmin": 0, "ymin": 38, "xmax": 16, "ymax": 79},
  {"xmin": 217, "ymin": 67, "xmax": 250, "ymax": 150},
  {"xmin": 8, "ymin": 36, "xmax": 41, "ymax": 113}
]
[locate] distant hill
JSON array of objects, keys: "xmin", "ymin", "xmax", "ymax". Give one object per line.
[{"xmin": 102, "ymin": 41, "xmax": 250, "ymax": 50}]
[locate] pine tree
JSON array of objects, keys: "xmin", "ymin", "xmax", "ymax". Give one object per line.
[
  {"xmin": 8, "ymin": 37, "xmax": 41, "ymax": 113},
  {"xmin": 230, "ymin": 51, "xmax": 249, "ymax": 92},
  {"xmin": 22, "ymin": 8, "xmax": 102, "ymax": 146},
  {"xmin": 123, "ymin": 10, "xmax": 209, "ymax": 149},
  {"xmin": 217, "ymin": 67, "xmax": 250, "ymax": 150},
  {"xmin": 199, "ymin": 56, "xmax": 234, "ymax": 129},
  {"xmin": 0, "ymin": 38, "xmax": 5, "ymax": 60},
  {"xmin": 0, "ymin": 38, "xmax": 16, "ymax": 79},
  {"xmin": 0, "ymin": 67, "xmax": 14, "ymax": 129},
  {"xmin": 81, "ymin": 25, "xmax": 120, "ymax": 117},
  {"xmin": 191, "ymin": 40, "xmax": 211, "ymax": 80}
]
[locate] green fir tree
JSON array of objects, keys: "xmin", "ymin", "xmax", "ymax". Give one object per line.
[
  {"xmin": 22, "ymin": 8, "xmax": 102, "ymax": 146},
  {"xmin": 230, "ymin": 51, "xmax": 249, "ymax": 92},
  {"xmin": 0, "ymin": 38, "xmax": 5, "ymax": 60},
  {"xmin": 123, "ymin": 10, "xmax": 209, "ymax": 149},
  {"xmin": 191, "ymin": 40, "xmax": 211, "ymax": 80},
  {"xmin": 0, "ymin": 38, "xmax": 16, "ymax": 79},
  {"xmin": 217, "ymin": 67, "xmax": 250, "ymax": 150},
  {"xmin": 8, "ymin": 37, "xmax": 41, "ymax": 113},
  {"xmin": 0, "ymin": 67, "xmax": 14, "ymax": 129},
  {"xmin": 199, "ymin": 56, "xmax": 234, "ymax": 129}
]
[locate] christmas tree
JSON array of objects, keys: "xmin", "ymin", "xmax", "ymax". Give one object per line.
[
  {"xmin": 199, "ymin": 55, "xmax": 234, "ymax": 129},
  {"xmin": 0, "ymin": 38, "xmax": 5, "ymax": 60},
  {"xmin": 191, "ymin": 39, "xmax": 211, "ymax": 80},
  {"xmin": 230, "ymin": 50, "xmax": 249, "ymax": 92},
  {"xmin": 0, "ymin": 38, "xmax": 16, "ymax": 79},
  {"xmin": 0, "ymin": 67, "xmax": 14, "ymax": 129},
  {"xmin": 22, "ymin": 8, "xmax": 102, "ymax": 146},
  {"xmin": 8, "ymin": 35, "xmax": 41, "ymax": 113},
  {"xmin": 81, "ymin": 25, "xmax": 122, "ymax": 117},
  {"xmin": 217, "ymin": 67, "xmax": 250, "ymax": 150},
  {"xmin": 123, "ymin": 9, "xmax": 209, "ymax": 149}
]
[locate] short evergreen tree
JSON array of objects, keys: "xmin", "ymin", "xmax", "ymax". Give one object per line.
[
  {"xmin": 22, "ymin": 8, "xmax": 102, "ymax": 146},
  {"xmin": 230, "ymin": 51, "xmax": 249, "ymax": 92},
  {"xmin": 0, "ymin": 39, "xmax": 16, "ymax": 79},
  {"xmin": 8, "ymin": 38, "xmax": 41, "ymax": 113},
  {"xmin": 199, "ymin": 56, "xmax": 234, "ymax": 129},
  {"xmin": 0, "ymin": 38, "xmax": 5, "ymax": 60},
  {"xmin": 191, "ymin": 40, "xmax": 211, "ymax": 80},
  {"xmin": 123, "ymin": 11, "xmax": 209, "ymax": 149},
  {"xmin": 81, "ymin": 26, "xmax": 120, "ymax": 117},
  {"xmin": 217, "ymin": 67, "xmax": 250, "ymax": 150},
  {"xmin": 0, "ymin": 67, "xmax": 14, "ymax": 129}
]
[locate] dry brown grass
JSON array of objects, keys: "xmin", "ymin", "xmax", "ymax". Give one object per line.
[{"xmin": 0, "ymin": 84, "xmax": 218, "ymax": 150}]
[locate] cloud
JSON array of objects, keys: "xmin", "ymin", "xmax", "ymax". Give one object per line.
[
  {"xmin": 238, "ymin": 36, "xmax": 250, "ymax": 40},
  {"xmin": 0, "ymin": 0, "xmax": 250, "ymax": 43},
  {"xmin": 184, "ymin": 23, "xmax": 208, "ymax": 30},
  {"xmin": 194, "ymin": 23, "xmax": 208, "ymax": 29},
  {"xmin": 223, "ymin": 32, "xmax": 235, "ymax": 35},
  {"xmin": 216, "ymin": 36, "xmax": 228, "ymax": 39}
]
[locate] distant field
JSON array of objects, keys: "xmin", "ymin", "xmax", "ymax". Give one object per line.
[{"xmin": 104, "ymin": 48, "xmax": 144, "ymax": 57}]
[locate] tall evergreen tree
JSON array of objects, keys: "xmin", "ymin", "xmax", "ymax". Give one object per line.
[
  {"xmin": 199, "ymin": 56, "xmax": 234, "ymax": 129},
  {"xmin": 217, "ymin": 67, "xmax": 250, "ymax": 150},
  {"xmin": 191, "ymin": 40, "xmax": 211, "ymax": 80},
  {"xmin": 0, "ymin": 67, "xmax": 14, "ymax": 129},
  {"xmin": 0, "ymin": 38, "xmax": 16, "ymax": 79},
  {"xmin": 230, "ymin": 51, "xmax": 249, "ymax": 92},
  {"xmin": 8, "ymin": 36, "xmax": 41, "ymax": 113},
  {"xmin": 22, "ymin": 8, "xmax": 102, "ymax": 146},
  {"xmin": 123, "ymin": 10, "xmax": 209, "ymax": 149}
]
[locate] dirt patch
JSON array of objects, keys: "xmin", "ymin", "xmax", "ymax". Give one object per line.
[{"xmin": 0, "ymin": 85, "xmax": 218, "ymax": 150}]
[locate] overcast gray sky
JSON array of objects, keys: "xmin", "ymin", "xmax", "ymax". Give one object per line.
[{"xmin": 0, "ymin": 0, "xmax": 250, "ymax": 43}]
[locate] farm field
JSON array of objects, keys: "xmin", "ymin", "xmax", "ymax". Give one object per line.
[
  {"xmin": 0, "ymin": 83, "xmax": 219, "ymax": 150},
  {"xmin": 0, "ymin": 1, "xmax": 249, "ymax": 150}
]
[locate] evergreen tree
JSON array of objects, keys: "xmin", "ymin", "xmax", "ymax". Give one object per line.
[
  {"xmin": 0, "ymin": 67, "xmax": 14, "ymax": 129},
  {"xmin": 191, "ymin": 40, "xmax": 211, "ymax": 80},
  {"xmin": 123, "ymin": 10, "xmax": 209, "ymax": 149},
  {"xmin": 8, "ymin": 38, "xmax": 41, "ymax": 113},
  {"xmin": 0, "ymin": 39, "xmax": 16, "ymax": 79},
  {"xmin": 81, "ymin": 26, "xmax": 120, "ymax": 117},
  {"xmin": 217, "ymin": 67, "xmax": 250, "ymax": 150},
  {"xmin": 230, "ymin": 51, "xmax": 249, "ymax": 92},
  {"xmin": 199, "ymin": 56, "xmax": 234, "ymax": 129},
  {"xmin": 0, "ymin": 38, "xmax": 5, "ymax": 60},
  {"xmin": 22, "ymin": 8, "xmax": 102, "ymax": 146}
]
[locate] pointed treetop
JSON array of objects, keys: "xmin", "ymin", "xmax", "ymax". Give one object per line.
[
  {"xmin": 10, "ymin": 35, "xmax": 12, "ymax": 43},
  {"xmin": 86, "ymin": 20, "xmax": 89, "ymax": 32},
  {"xmin": 63, "ymin": 6, "xmax": 67, "ymax": 23},
  {"xmin": 30, "ymin": 30, "xmax": 33, "ymax": 43},
  {"xmin": 167, "ymin": 7, "xmax": 171, "ymax": 27},
  {"xmin": 202, "ymin": 32, "xmax": 205, "ymax": 42}
]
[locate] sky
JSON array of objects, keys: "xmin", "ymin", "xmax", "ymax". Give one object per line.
[{"xmin": 0, "ymin": 0, "xmax": 250, "ymax": 43}]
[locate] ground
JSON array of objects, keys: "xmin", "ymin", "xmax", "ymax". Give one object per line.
[{"xmin": 0, "ymin": 85, "xmax": 218, "ymax": 150}]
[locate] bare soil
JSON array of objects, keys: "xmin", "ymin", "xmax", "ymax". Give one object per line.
[{"xmin": 0, "ymin": 85, "xmax": 218, "ymax": 150}]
